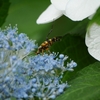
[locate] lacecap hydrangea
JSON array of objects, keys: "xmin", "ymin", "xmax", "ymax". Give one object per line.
[{"xmin": 0, "ymin": 25, "xmax": 77, "ymax": 100}]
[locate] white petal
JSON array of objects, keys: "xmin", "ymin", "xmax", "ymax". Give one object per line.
[
  {"xmin": 85, "ymin": 23, "xmax": 100, "ymax": 61},
  {"xmin": 51, "ymin": 0, "xmax": 70, "ymax": 11},
  {"xmin": 65, "ymin": 0, "xmax": 100, "ymax": 21},
  {"xmin": 36, "ymin": 4, "xmax": 63, "ymax": 24}
]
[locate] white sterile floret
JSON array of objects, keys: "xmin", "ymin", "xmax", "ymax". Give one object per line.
[
  {"xmin": 85, "ymin": 23, "xmax": 100, "ymax": 61},
  {"xmin": 36, "ymin": 0, "xmax": 100, "ymax": 24},
  {"xmin": 65, "ymin": 0, "xmax": 100, "ymax": 21},
  {"xmin": 36, "ymin": 4, "xmax": 63, "ymax": 24}
]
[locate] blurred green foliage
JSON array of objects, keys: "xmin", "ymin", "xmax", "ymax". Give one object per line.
[
  {"xmin": 0, "ymin": 0, "xmax": 100, "ymax": 100},
  {"xmin": 2, "ymin": 0, "xmax": 51, "ymax": 44},
  {"xmin": 0, "ymin": 0, "xmax": 10, "ymax": 26},
  {"xmin": 89, "ymin": 7, "xmax": 100, "ymax": 25}
]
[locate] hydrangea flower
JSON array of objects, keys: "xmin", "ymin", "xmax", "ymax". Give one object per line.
[
  {"xmin": 36, "ymin": 0, "xmax": 100, "ymax": 24},
  {"xmin": 27, "ymin": 53, "xmax": 77, "ymax": 99},
  {"xmin": 85, "ymin": 23, "xmax": 100, "ymax": 61},
  {"xmin": 0, "ymin": 25, "xmax": 77, "ymax": 100},
  {"xmin": 0, "ymin": 25, "xmax": 37, "ymax": 99}
]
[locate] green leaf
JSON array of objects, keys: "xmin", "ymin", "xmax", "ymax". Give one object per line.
[
  {"xmin": 48, "ymin": 16, "xmax": 89, "ymax": 39},
  {"xmin": 0, "ymin": 0, "xmax": 10, "ymax": 26},
  {"xmin": 50, "ymin": 34, "xmax": 96, "ymax": 80},
  {"xmin": 89, "ymin": 7, "xmax": 100, "ymax": 25},
  {"xmin": 56, "ymin": 62, "xmax": 100, "ymax": 100}
]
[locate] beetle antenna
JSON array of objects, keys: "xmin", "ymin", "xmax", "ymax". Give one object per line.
[{"xmin": 46, "ymin": 24, "xmax": 53, "ymax": 40}]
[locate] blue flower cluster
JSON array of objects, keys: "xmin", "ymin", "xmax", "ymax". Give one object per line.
[{"xmin": 0, "ymin": 25, "xmax": 77, "ymax": 100}]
